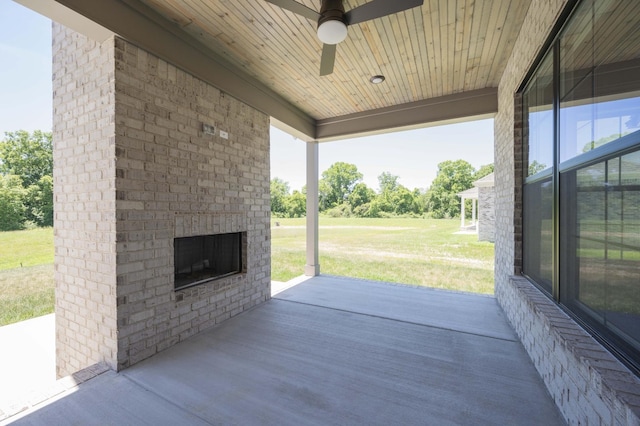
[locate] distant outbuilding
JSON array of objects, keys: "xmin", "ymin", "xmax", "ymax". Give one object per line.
[{"xmin": 458, "ymin": 173, "xmax": 495, "ymax": 242}]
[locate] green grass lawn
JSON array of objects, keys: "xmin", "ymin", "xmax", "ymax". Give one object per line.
[
  {"xmin": 0, "ymin": 264, "xmax": 55, "ymax": 326},
  {"xmin": 0, "ymin": 227, "xmax": 54, "ymax": 270},
  {"xmin": 272, "ymin": 217, "xmax": 495, "ymax": 294},
  {"xmin": 0, "ymin": 219, "xmax": 494, "ymax": 326},
  {"xmin": 0, "ymin": 228, "xmax": 55, "ymax": 326}
]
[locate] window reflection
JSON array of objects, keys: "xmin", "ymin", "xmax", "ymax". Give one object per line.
[
  {"xmin": 523, "ymin": 178, "xmax": 553, "ymax": 294},
  {"xmin": 524, "ymin": 54, "xmax": 554, "ymax": 176},
  {"xmin": 561, "ymin": 97, "xmax": 640, "ymax": 161},
  {"xmin": 559, "ymin": 0, "xmax": 640, "ymax": 162},
  {"xmin": 562, "ymin": 150, "xmax": 640, "ymax": 349}
]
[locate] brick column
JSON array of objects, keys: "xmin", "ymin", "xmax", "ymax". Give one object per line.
[{"xmin": 53, "ymin": 24, "xmax": 118, "ymax": 377}]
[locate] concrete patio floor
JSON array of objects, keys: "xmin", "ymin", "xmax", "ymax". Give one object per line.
[{"xmin": 1, "ymin": 276, "xmax": 565, "ymax": 425}]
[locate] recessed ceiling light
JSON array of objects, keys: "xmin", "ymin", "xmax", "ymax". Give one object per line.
[{"xmin": 369, "ymin": 75, "xmax": 385, "ymax": 84}]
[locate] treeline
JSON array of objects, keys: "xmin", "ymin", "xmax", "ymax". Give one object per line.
[
  {"xmin": 272, "ymin": 160, "xmax": 493, "ymax": 219},
  {"xmin": 0, "ymin": 131, "xmax": 53, "ymax": 231},
  {"xmin": 1, "ymin": 130, "xmax": 493, "ymax": 230}
]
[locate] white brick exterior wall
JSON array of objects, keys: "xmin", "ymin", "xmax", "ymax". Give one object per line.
[
  {"xmin": 53, "ymin": 26, "xmax": 270, "ymax": 375},
  {"xmin": 494, "ymin": 1, "xmax": 640, "ymax": 424},
  {"xmin": 477, "ymin": 186, "xmax": 495, "ymax": 243},
  {"xmin": 503, "ymin": 277, "xmax": 640, "ymax": 425},
  {"xmin": 53, "ymin": 24, "xmax": 118, "ymax": 377}
]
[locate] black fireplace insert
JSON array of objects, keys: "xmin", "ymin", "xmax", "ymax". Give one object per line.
[{"xmin": 174, "ymin": 232, "xmax": 244, "ymax": 290}]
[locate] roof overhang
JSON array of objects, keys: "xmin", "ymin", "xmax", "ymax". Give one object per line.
[{"xmin": 25, "ymin": 0, "xmax": 500, "ymax": 141}]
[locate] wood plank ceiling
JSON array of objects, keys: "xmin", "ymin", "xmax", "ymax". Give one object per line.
[{"xmin": 134, "ymin": 0, "xmax": 531, "ymax": 122}]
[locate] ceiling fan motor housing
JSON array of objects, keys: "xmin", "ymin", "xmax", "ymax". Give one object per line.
[
  {"xmin": 317, "ymin": 0, "xmax": 348, "ymax": 45},
  {"xmin": 318, "ymin": 0, "xmax": 346, "ymax": 26}
]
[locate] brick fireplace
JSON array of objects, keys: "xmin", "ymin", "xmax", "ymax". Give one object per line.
[{"xmin": 53, "ymin": 25, "xmax": 271, "ymax": 377}]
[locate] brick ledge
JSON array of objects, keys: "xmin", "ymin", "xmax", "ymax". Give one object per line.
[{"xmin": 502, "ymin": 276, "xmax": 640, "ymax": 425}]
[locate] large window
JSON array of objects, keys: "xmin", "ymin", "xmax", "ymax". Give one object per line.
[{"xmin": 522, "ymin": 0, "xmax": 640, "ymax": 370}]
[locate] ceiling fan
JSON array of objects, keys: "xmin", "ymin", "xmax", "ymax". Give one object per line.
[{"xmin": 263, "ymin": 0, "xmax": 424, "ymax": 76}]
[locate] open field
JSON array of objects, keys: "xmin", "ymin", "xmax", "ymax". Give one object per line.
[
  {"xmin": 0, "ymin": 228, "xmax": 53, "ymax": 270},
  {"xmin": 0, "ymin": 219, "xmax": 494, "ymax": 325},
  {"xmin": 0, "ymin": 228, "xmax": 54, "ymax": 326},
  {"xmin": 0, "ymin": 264, "xmax": 54, "ymax": 326},
  {"xmin": 272, "ymin": 217, "xmax": 495, "ymax": 294}
]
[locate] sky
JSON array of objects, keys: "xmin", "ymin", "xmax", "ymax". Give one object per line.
[
  {"xmin": 0, "ymin": 0, "xmax": 52, "ymax": 135},
  {"xmin": 1, "ymin": 1, "xmax": 494, "ymax": 190}
]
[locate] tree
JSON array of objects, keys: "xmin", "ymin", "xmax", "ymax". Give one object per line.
[
  {"xmin": 374, "ymin": 172, "xmax": 399, "ymax": 214},
  {"xmin": 377, "ymin": 172, "xmax": 400, "ymax": 194},
  {"xmin": 373, "ymin": 172, "xmax": 423, "ymax": 216},
  {"xmin": 424, "ymin": 160, "xmax": 476, "ymax": 219},
  {"xmin": 392, "ymin": 186, "xmax": 421, "ymax": 216},
  {"xmin": 0, "ymin": 130, "xmax": 53, "ymax": 187},
  {"xmin": 319, "ymin": 162, "xmax": 362, "ymax": 210},
  {"xmin": 348, "ymin": 182, "xmax": 375, "ymax": 210},
  {"xmin": 0, "ymin": 131, "xmax": 54, "ymax": 229},
  {"xmin": 25, "ymin": 175, "xmax": 54, "ymax": 226},
  {"xmin": 0, "ymin": 175, "xmax": 26, "ymax": 231},
  {"xmin": 528, "ymin": 160, "xmax": 547, "ymax": 176},
  {"xmin": 285, "ymin": 190, "xmax": 306, "ymax": 218},
  {"xmin": 270, "ymin": 177, "xmax": 290, "ymax": 217},
  {"xmin": 347, "ymin": 183, "xmax": 376, "ymax": 218},
  {"xmin": 474, "ymin": 163, "xmax": 494, "ymax": 180},
  {"xmin": 582, "ymin": 133, "xmax": 629, "ymax": 153}
]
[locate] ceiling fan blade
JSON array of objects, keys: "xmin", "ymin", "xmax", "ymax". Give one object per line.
[
  {"xmin": 320, "ymin": 43, "xmax": 337, "ymax": 76},
  {"xmin": 263, "ymin": 0, "xmax": 320, "ymax": 22},
  {"xmin": 345, "ymin": 0, "xmax": 423, "ymax": 25}
]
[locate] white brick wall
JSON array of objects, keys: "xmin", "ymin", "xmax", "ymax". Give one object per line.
[
  {"xmin": 503, "ymin": 277, "xmax": 640, "ymax": 425},
  {"xmin": 53, "ymin": 27, "xmax": 271, "ymax": 375},
  {"xmin": 477, "ymin": 186, "xmax": 495, "ymax": 242},
  {"xmin": 53, "ymin": 25, "xmax": 118, "ymax": 377}
]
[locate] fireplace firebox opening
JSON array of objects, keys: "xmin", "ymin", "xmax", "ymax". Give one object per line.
[{"xmin": 174, "ymin": 232, "xmax": 245, "ymax": 290}]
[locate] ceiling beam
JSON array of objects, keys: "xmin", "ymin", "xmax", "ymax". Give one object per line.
[{"xmin": 314, "ymin": 88, "xmax": 498, "ymax": 141}]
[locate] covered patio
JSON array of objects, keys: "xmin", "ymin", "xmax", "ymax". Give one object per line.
[
  {"xmin": 4, "ymin": 0, "xmax": 639, "ymax": 423},
  {"xmin": 2, "ymin": 276, "xmax": 564, "ymax": 425}
]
